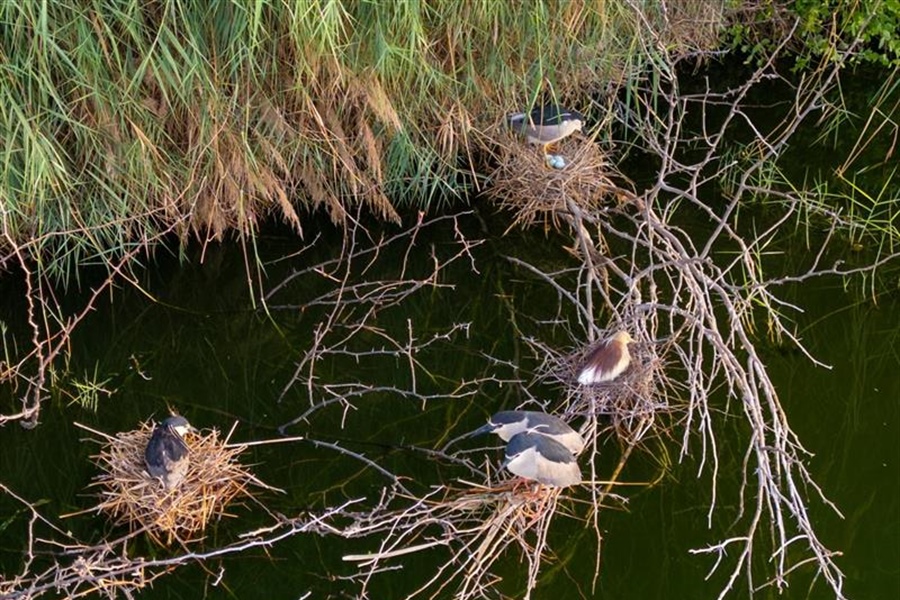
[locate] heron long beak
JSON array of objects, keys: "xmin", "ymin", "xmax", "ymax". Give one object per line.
[
  {"xmin": 438, "ymin": 424, "xmax": 495, "ymax": 453},
  {"xmin": 470, "ymin": 423, "xmax": 497, "ymax": 436}
]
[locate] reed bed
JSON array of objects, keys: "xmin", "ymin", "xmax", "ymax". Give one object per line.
[{"xmin": 0, "ymin": 1, "xmax": 730, "ymax": 281}]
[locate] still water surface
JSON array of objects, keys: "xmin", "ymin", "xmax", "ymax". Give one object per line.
[{"xmin": 0, "ymin": 209, "xmax": 897, "ymax": 599}]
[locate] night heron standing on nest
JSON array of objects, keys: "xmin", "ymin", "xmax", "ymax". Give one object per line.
[
  {"xmin": 475, "ymin": 410, "xmax": 585, "ymax": 488},
  {"xmin": 145, "ymin": 416, "xmax": 193, "ymax": 490},
  {"xmin": 503, "ymin": 431, "xmax": 582, "ymax": 487},
  {"xmin": 475, "ymin": 410, "xmax": 585, "ymax": 455},
  {"xmin": 577, "ymin": 331, "xmax": 634, "ymax": 385},
  {"xmin": 507, "ymin": 105, "xmax": 585, "ymax": 155}
]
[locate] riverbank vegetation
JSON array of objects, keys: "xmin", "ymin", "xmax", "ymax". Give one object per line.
[
  {"xmin": 1, "ymin": 1, "xmax": 896, "ymax": 277},
  {"xmin": 2, "ymin": 1, "xmax": 899, "ymax": 599}
]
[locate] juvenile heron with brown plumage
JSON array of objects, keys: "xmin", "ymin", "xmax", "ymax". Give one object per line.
[{"xmin": 577, "ymin": 331, "xmax": 634, "ymax": 385}]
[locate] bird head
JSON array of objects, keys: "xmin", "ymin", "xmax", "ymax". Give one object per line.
[{"xmin": 163, "ymin": 415, "xmax": 194, "ymax": 437}]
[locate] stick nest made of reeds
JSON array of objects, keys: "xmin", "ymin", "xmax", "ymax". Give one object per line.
[
  {"xmin": 485, "ymin": 132, "xmax": 636, "ymax": 230},
  {"xmin": 88, "ymin": 422, "xmax": 260, "ymax": 545}
]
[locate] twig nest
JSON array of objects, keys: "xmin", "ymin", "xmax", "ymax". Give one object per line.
[
  {"xmin": 568, "ymin": 337, "xmax": 670, "ymax": 445},
  {"xmin": 89, "ymin": 422, "xmax": 259, "ymax": 545},
  {"xmin": 485, "ymin": 132, "xmax": 629, "ymax": 229}
]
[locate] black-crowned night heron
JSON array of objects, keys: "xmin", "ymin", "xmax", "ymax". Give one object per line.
[
  {"xmin": 577, "ymin": 331, "xmax": 634, "ymax": 385},
  {"xmin": 503, "ymin": 431, "xmax": 582, "ymax": 487},
  {"xmin": 506, "ymin": 105, "xmax": 584, "ymax": 154},
  {"xmin": 475, "ymin": 410, "xmax": 585, "ymax": 455},
  {"xmin": 145, "ymin": 416, "xmax": 193, "ymax": 490}
]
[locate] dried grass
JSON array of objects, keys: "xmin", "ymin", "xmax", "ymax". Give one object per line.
[
  {"xmin": 484, "ymin": 131, "xmax": 636, "ymax": 231},
  {"xmin": 87, "ymin": 422, "xmax": 262, "ymax": 546},
  {"xmin": 342, "ymin": 479, "xmax": 597, "ymax": 600}
]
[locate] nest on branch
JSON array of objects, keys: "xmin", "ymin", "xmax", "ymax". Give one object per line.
[
  {"xmin": 86, "ymin": 422, "xmax": 265, "ymax": 546},
  {"xmin": 484, "ymin": 132, "xmax": 637, "ymax": 231}
]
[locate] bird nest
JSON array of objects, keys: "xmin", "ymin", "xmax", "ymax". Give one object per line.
[
  {"xmin": 484, "ymin": 132, "xmax": 637, "ymax": 231},
  {"xmin": 86, "ymin": 422, "xmax": 263, "ymax": 545}
]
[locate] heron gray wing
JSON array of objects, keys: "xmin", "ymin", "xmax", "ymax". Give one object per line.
[
  {"xmin": 520, "ymin": 411, "xmax": 574, "ymax": 435},
  {"xmin": 145, "ymin": 427, "xmax": 189, "ymax": 477},
  {"xmin": 531, "ymin": 105, "xmax": 583, "ymax": 125},
  {"xmin": 505, "ymin": 432, "xmax": 575, "ymax": 464}
]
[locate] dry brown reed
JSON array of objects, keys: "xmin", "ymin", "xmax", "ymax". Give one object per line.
[
  {"xmin": 87, "ymin": 422, "xmax": 262, "ymax": 546},
  {"xmin": 342, "ymin": 479, "xmax": 601, "ymax": 600}
]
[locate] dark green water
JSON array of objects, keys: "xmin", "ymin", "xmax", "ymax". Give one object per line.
[{"xmin": 0, "ymin": 206, "xmax": 897, "ymax": 599}]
